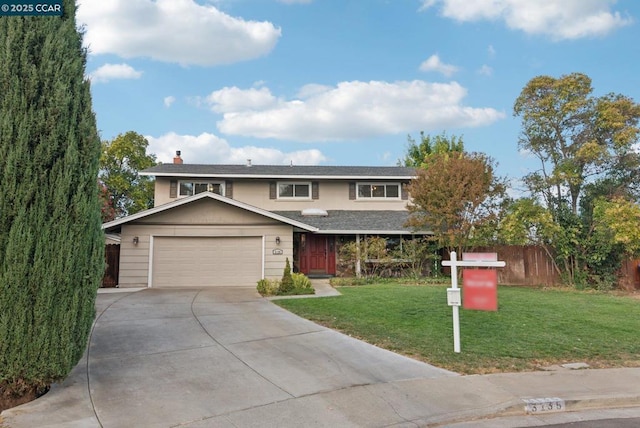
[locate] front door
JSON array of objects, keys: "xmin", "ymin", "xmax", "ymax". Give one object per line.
[{"xmin": 300, "ymin": 234, "xmax": 336, "ymax": 276}]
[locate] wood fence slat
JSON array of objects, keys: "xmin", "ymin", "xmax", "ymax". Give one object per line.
[
  {"xmin": 470, "ymin": 246, "xmax": 638, "ymax": 289},
  {"xmin": 101, "ymin": 245, "xmax": 120, "ymax": 288}
]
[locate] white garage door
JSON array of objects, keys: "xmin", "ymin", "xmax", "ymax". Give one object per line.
[{"xmin": 152, "ymin": 236, "xmax": 263, "ymax": 287}]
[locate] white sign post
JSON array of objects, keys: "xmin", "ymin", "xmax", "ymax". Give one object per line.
[{"xmin": 442, "ymin": 251, "xmax": 505, "ymax": 353}]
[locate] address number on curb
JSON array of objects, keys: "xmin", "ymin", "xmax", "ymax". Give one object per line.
[{"xmin": 523, "ymin": 397, "xmax": 566, "ymax": 413}]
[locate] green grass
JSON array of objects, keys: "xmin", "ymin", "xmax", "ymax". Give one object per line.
[{"xmin": 274, "ymin": 283, "xmax": 640, "ymax": 374}]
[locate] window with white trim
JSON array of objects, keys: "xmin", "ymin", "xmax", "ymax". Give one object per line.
[
  {"xmin": 357, "ymin": 183, "xmax": 400, "ymax": 199},
  {"xmin": 278, "ymin": 182, "xmax": 311, "ymax": 199},
  {"xmin": 179, "ymin": 181, "xmax": 224, "ymax": 197}
]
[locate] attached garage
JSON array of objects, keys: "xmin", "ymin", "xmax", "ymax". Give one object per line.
[
  {"xmin": 101, "ymin": 192, "xmax": 318, "ymax": 289},
  {"xmin": 152, "ymin": 236, "xmax": 262, "ymax": 287}
]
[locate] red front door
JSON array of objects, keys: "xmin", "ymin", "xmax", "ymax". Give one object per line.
[{"xmin": 300, "ymin": 234, "xmax": 336, "ymax": 275}]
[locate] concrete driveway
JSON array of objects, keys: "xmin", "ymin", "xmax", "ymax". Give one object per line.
[{"xmin": 2, "ymin": 287, "xmax": 457, "ymax": 427}]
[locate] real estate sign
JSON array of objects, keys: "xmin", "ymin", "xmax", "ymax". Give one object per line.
[
  {"xmin": 461, "ymin": 252, "xmax": 498, "ymax": 311},
  {"xmin": 462, "ymin": 269, "xmax": 498, "ymax": 311},
  {"xmin": 442, "ymin": 252, "xmax": 505, "ymax": 352}
]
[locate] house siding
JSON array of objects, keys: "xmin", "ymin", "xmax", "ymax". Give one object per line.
[
  {"xmin": 154, "ymin": 177, "xmax": 410, "ymax": 211},
  {"xmin": 115, "ymin": 198, "xmax": 293, "ymax": 288}
]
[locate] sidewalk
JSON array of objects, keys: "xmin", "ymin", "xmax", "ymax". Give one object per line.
[{"xmin": 411, "ymin": 367, "xmax": 640, "ymax": 426}]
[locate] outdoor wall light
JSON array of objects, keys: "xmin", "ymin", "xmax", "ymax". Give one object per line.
[
  {"xmin": 275, "ymin": 236, "xmax": 281, "ymax": 245},
  {"xmin": 133, "ymin": 236, "xmax": 139, "ymax": 245}
]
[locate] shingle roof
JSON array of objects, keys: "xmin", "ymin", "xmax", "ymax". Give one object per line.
[
  {"xmin": 273, "ymin": 210, "xmax": 431, "ymax": 235},
  {"xmin": 140, "ymin": 164, "xmax": 416, "ymax": 179},
  {"xmin": 102, "ymin": 192, "xmax": 318, "ymax": 233}
]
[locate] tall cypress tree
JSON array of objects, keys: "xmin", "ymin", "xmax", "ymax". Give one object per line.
[{"xmin": 0, "ymin": 0, "xmax": 104, "ymax": 403}]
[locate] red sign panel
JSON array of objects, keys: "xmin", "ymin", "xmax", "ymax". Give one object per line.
[{"xmin": 463, "ymin": 269, "xmax": 498, "ymax": 311}]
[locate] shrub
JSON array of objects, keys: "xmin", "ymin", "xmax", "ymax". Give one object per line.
[
  {"xmin": 257, "ymin": 279, "xmax": 279, "ymax": 296},
  {"xmin": 277, "ymin": 273, "xmax": 315, "ymax": 296},
  {"xmin": 292, "ymin": 273, "xmax": 314, "ymax": 292},
  {"xmin": 278, "ymin": 258, "xmax": 294, "ymax": 294}
]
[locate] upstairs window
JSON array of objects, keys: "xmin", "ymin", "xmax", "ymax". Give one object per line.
[
  {"xmin": 179, "ymin": 181, "xmax": 224, "ymax": 197},
  {"xmin": 278, "ymin": 182, "xmax": 311, "ymax": 199},
  {"xmin": 357, "ymin": 183, "xmax": 400, "ymax": 199}
]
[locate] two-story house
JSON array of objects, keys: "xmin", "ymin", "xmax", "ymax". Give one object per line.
[{"xmin": 102, "ymin": 152, "xmax": 429, "ymax": 288}]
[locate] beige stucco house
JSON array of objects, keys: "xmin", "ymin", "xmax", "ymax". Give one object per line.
[{"xmin": 102, "ymin": 152, "xmax": 429, "ymax": 288}]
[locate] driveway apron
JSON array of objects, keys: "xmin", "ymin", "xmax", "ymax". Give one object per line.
[{"xmin": 2, "ymin": 288, "xmax": 457, "ymax": 428}]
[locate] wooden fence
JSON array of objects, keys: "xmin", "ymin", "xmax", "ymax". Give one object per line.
[
  {"xmin": 620, "ymin": 258, "xmax": 640, "ymax": 291},
  {"xmin": 468, "ymin": 246, "xmax": 640, "ymax": 289},
  {"xmin": 102, "ymin": 244, "xmax": 120, "ymax": 288},
  {"xmin": 454, "ymin": 245, "xmax": 560, "ymax": 287}
]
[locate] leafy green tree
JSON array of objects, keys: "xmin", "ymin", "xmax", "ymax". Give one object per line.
[
  {"xmin": 513, "ymin": 73, "xmax": 640, "ymax": 287},
  {"xmin": 499, "ymin": 198, "xmax": 558, "ymax": 245},
  {"xmin": 514, "ymin": 72, "xmax": 640, "ymax": 214},
  {"xmin": 98, "ymin": 180, "xmax": 116, "ymax": 222},
  {"xmin": 0, "ymin": 0, "xmax": 104, "ymax": 406},
  {"xmin": 593, "ymin": 197, "xmax": 640, "ymax": 258},
  {"xmin": 499, "ymin": 198, "xmax": 565, "ymax": 277},
  {"xmin": 401, "ymin": 131, "xmax": 464, "ymax": 167},
  {"xmin": 406, "ymin": 152, "xmax": 507, "ymax": 256},
  {"xmin": 100, "ymin": 131, "xmax": 157, "ymax": 218}
]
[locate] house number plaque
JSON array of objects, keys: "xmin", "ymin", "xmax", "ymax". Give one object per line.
[{"xmin": 272, "ymin": 249, "xmax": 283, "ymax": 255}]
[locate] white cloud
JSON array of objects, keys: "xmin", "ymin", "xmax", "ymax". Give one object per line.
[
  {"xmin": 488, "ymin": 44, "xmax": 496, "ymax": 57},
  {"xmin": 164, "ymin": 96, "xmax": 176, "ymax": 108},
  {"xmin": 77, "ymin": 0, "xmax": 281, "ymax": 66},
  {"xmin": 419, "ymin": 54, "xmax": 460, "ymax": 77},
  {"xmin": 206, "ymin": 86, "xmax": 278, "ymax": 114},
  {"xmin": 88, "ymin": 63, "xmax": 143, "ymax": 83},
  {"xmin": 297, "ymin": 83, "xmax": 333, "ymax": 99},
  {"xmin": 205, "ymin": 80, "xmax": 504, "ymax": 142},
  {"xmin": 146, "ymin": 132, "xmax": 328, "ymax": 165},
  {"xmin": 477, "ymin": 64, "xmax": 493, "ymax": 76},
  {"xmin": 420, "ymin": 0, "xmax": 632, "ymax": 40}
]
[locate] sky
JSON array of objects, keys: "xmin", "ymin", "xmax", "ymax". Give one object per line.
[{"xmin": 77, "ymin": 0, "xmax": 640, "ymax": 190}]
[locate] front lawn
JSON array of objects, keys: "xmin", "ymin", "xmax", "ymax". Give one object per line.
[{"xmin": 274, "ymin": 283, "xmax": 640, "ymax": 374}]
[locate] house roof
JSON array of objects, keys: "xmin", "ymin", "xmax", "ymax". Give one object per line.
[
  {"xmin": 140, "ymin": 164, "xmax": 416, "ymax": 180},
  {"xmin": 101, "ymin": 192, "xmax": 319, "ymax": 233},
  {"xmin": 273, "ymin": 210, "xmax": 431, "ymax": 235}
]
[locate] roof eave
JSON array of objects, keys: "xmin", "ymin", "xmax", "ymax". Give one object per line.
[
  {"xmin": 102, "ymin": 192, "xmax": 319, "ymax": 232},
  {"xmin": 139, "ymin": 171, "xmax": 415, "ymax": 180},
  {"xmin": 315, "ymin": 230, "xmax": 433, "ymax": 235}
]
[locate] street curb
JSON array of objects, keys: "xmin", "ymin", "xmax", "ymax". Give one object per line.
[{"xmin": 430, "ymin": 394, "xmax": 640, "ymax": 427}]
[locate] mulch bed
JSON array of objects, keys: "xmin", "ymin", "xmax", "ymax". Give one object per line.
[{"xmin": 0, "ymin": 383, "xmax": 49, "ymax": 413}]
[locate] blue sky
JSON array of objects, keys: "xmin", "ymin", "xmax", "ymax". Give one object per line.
[{"xmin": 78, "ymin": 0, "xmax": 639, "ymax": 189}]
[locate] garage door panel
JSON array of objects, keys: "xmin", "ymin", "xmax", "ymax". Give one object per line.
[{"xmin": 152, "ymin": 237, "xmax": 262, "ymax": 287}]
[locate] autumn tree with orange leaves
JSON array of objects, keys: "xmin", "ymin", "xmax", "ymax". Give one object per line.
[{"xmin": 406, "ymin": 151, "xmax": 508, "ymax": 256}]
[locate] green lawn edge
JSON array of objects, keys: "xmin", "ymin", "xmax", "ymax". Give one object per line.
[{"xmin": 274, "ymin": 283, "xmax": 640, "ymax": 374}]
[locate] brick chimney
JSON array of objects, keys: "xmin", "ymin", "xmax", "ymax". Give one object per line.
[{"xmin": 173, "ymin": 150, "xmax": 183, "ymax": 164}]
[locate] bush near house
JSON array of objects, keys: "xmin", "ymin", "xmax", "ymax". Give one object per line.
[
  {"xmin": 278, "ymin": 258, "xmax": 294, "ymax": 294},
  {"xmin": 257, "ymin": 279, "xmax": 280, "ymax": 296},
  {"xmin": 256, "ymin": 268, "xmax": 315, "ymax": 297},
  {"xmin": 288, "ymin": 273, "xmax": 315, "ymax": 295},
  {"xmin": 338, "ymin": 236, "xmax": 438, "ymax": 278}
]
